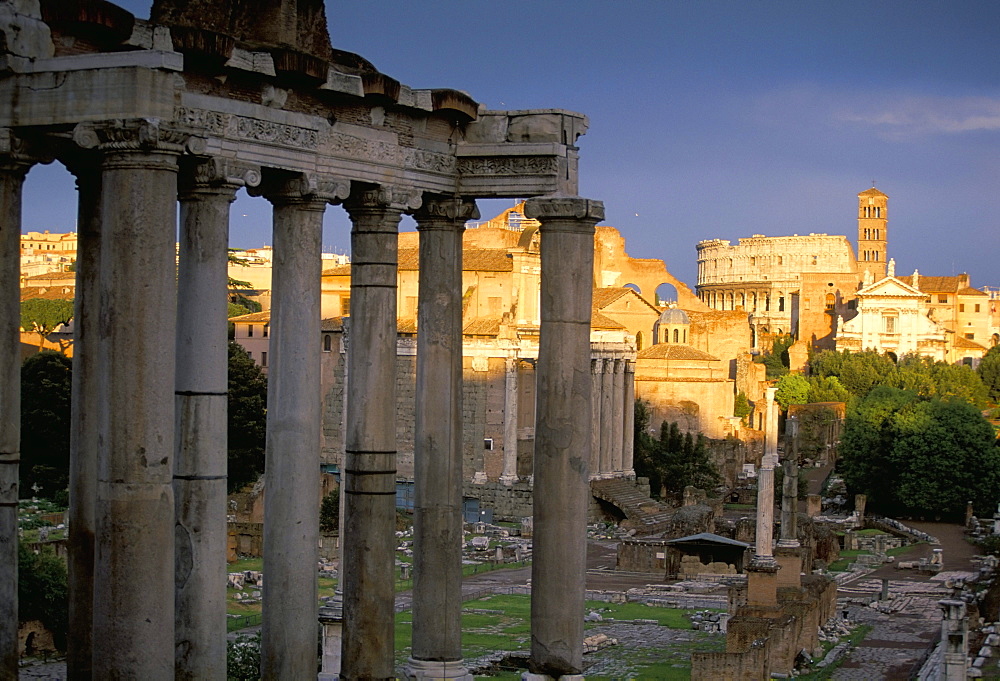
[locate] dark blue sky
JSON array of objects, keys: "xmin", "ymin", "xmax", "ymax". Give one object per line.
[{"xmin": 24, "ymin": 1, "xmax": 1000, "ymax": 289}]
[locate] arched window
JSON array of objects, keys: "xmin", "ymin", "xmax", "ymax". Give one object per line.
[
  {"xmin": 825, "ymin": 294, "xmax": 835, "ymax": 311},
  {"xmin": 636, "ymin": 331, "xmax": 644, "ymax": 351},
  {"xmin": 683, "ymin": 330, "xmax": 687, "ymax": 344},
  {"xmin": 778, "ymin": 296, "xmax": 785, "ymax": 312},
  {"xmin": 323, "ymin": 334, "xmax": 332, "ymax": 352},
  {"xmin": 673, "ymin": 328, "xmax": 679, "ymax": 343}
]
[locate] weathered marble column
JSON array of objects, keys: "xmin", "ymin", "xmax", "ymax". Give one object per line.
[
  {"xmin": 524, "ymin": 196, "xmax": 603, "ymax": 680},
  {"xmin": 746, "ymin": 387, "xmax": 780, "ymax": 606},
  {"xmin": 589, "ymin": 358, "xmax": 601, "ymax": 477},
  {"xmin": 500, "ymin": 356, "xmax": 520, "ymax": 485},
  {"xmin": 64, "ymin": 158, "xmax": 101, "ymax": 681},
  {"xmin": 342, "ymin": 185, "xmax": 420, "ymax": 680},
  {"xmin": 405, "ymin": 195, "xmax": 477, "ymax": 681},
  {"xmin": 778, "ymin": 458, "xmax": 799, "ymax": 548},
  {"xmin": 622, "ymin": 360, "xmax": 636, "ymax": 477},
  {"xmin": 174, "ymin": 159, "xmax": 259, "ymax": 680},
  {"xmin": 0, "ymin": 142, "xmax": 30, "ymax": 681},
  {"xmin": 258, "ymin": 173, "xmax": 347, "ymax": 680},
  {"xmin": 599, "ymin": 358, "xmax": 614, "ymax": 476},
  {"xmin": 611, "ymin": 359, "xmax": 625, "ymax": 474},
  {"xmin": 92, "ymin": 133, "xmax": 182, "ymax": 678}
]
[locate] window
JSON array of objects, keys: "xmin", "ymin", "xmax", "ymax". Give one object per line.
[
  {"xmin": 966, "ymin": 333, "xmax": 975, "ymax": 340},
  {"xmin": 975, "ymin": 304, "xmax": 981, "ymax": 313},
  {"xmin": 247, "ymin": 324, "xmax": 254, "ymax": 338},
  {"xmin": 323, "ymin": 334, "xmax": 332, "ymax": 352},
  {"xmin": 960, "ymin": 304, "xmax": 965, "ymax": 313},
  {"xmin": 341, "ymin": 295, "xmax": 351, "ymax": 316},
  {"xmin": 484, "ymin": 438, "xmax": 493, "ymax": 451},
  {"xmin": 938, "ymin": 295, "xmax": 948, "ymax": 304},
  {"xmin": 262, "ymin": 324, "xmax": 269, "ymax": 338},
  {"xmin": 825, "ymin": 294, "xmax": 835, "ymax": 311},
  {"xmin": 673, "ymin": 328, "xmax": 679, "ymax": 343},
  {"xmin": 778, "ymin": 296, "xmax": 785, "ymax": 312},
  {"xmin": 883, "ymin": 315, "xmax": 897, "ymax": 334},
  {"xmin": 261, "ymin": 351, "xmax": 267, "ymax": 367}
]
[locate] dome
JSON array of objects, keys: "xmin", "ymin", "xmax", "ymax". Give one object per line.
[{"xmin": 657, "ymin": 307, "xmax": 689, "ymax": 325}]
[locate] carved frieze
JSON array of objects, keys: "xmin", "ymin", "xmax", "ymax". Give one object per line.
[
  {"xmin": 326, "ymin": 131, "xmax": 399, "ymax": 165},
  {"xmin": 186, "ymin": 157, "xmax": 262, "ymax": 189},
  {"xmin": 402, "ymin": 148, "xmax": 456, "ymax": 174},
  {"xmin": 347, "ymin": 184, "xmax": 422, "ymax": 212},
  {"xmin": 457, "ymin": 156, "xmax": 560, "ymax": 176},
  {"xmin": 174, "ymin": 107, "xmax": 320, "ymax": 150}
]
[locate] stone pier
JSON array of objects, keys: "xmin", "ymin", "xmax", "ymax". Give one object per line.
[{"xmin": 525, "ymin": 196, "xmax": 604, "ymax": 680}]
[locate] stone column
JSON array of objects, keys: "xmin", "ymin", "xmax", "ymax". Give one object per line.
[
  {"xmin": 940, "ymin": 599, "xmax": 968, "ymax": 681},
  {"xmin": 746, "ymin": 387, "xmax": 780, "ymax": 606},
  {"xmin": 611, "ymin": 359, "xmax": 625, "ymax": 475},
  {"xmin": 90, "ymin": 125, "xmax": 184, "ymax": 678},
  {"xmin": 599, "ymin": 358, "xmax": 614, "ymax": 476},
  {"xmin": 524, "ymin": 196, "xmax": 603, "ymax": 680},
  {"xmin": 342, "ymin": 185, "xmax": 420, "ymax": 680},
  {"xmin": 174, "ymin": 159, "xmax": 259, "ymax": 680},
  {"xmin": 64, "ymin": 158, "xmax": 101, "ymax": 681},
  {"xmin": 778, "ymin": 458, "xmax": 799, "ymax": 547},
  {"xmin": 589, "ymin": 358, "xmax": 601, "ymax": 477},
  {"xmin": 622, "ymin": 360, "xmax": 636, "ymax": 477},
  {"xmin": 257, "ymin": 173, "xmax": 347, "ymax": 680},
  {"xmin": 0, "ymin": 140, "xmax": 31, "ymax": 681},
  {"xmin": 500, "ymin": 356, "xmax": 520, "ymax": 485},
  {"xmin": 405, "ymin": 195, "xmax": 477, "ymax": 681}
]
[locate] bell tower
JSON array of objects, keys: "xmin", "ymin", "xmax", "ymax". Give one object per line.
[{"xmin": 857, "ymin": 186, "xmax": 888, "ymax": 280}]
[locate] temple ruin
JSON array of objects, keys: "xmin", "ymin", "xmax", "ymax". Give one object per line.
[{"xmin": 0, "ymin": 1, "xmax": 603, "ymax": 678}]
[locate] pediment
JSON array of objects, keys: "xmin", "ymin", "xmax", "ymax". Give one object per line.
[{"xmin": 858, "ymin": 276, "xmax": 924, "ymax": 298}]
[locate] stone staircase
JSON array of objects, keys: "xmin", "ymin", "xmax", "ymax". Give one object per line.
[{"xmin": 590, "ymin": 478, "xmax": 674, "ymax": 535}]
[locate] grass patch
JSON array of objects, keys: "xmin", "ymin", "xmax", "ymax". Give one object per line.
[
  {"xmin": 724, "ymin": 503, "xmax": 756, "ymax": 511},
  {"xmin": 854, "ymin": 528, "xmax": 886, "ymax": 536}
]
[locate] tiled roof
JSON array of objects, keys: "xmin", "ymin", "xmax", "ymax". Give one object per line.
[
  {"xmin": 957, "ymin": 287, "xmax": 988, "ymax": 297},
  {"xmin": 463, "ymin": 316, "xmax": 503, "ymax": 335},
  {"xmin": 20, "ymin": 287, "xmax": 74, "ymax": 301},
  {"xmin": 322, "ymin": 264, "xmax": 351, "ymax": 276},
  {"xmin": 397, "ymin": 248, "xmax": 513, "ymax": 272},
  {"xmin": 899, "ymin": 275, "xmax": 966, "ymax": 293},
  {"xmin": 24, "ymin": 271, "xmax": 76, "ymax": 282},
  {"xmin": 321, "ymin": 317, "xmax": 344, "ymax": 332},
  {"xmin": 637, "ymin": 344, "xmax": 719, "ymax": 361},
  {"xmin": 954, "ymin": 337, "xmax": 987, "ymax": 350},
  {"xmin": 591, "ymin": 311, "xmax": 626, "ymax": 330},
  {"xmin": 229, "ymin": 311, "xmax": 271, "ymax": 322},
  {"xmin": 858, "ymin": 187, "xmax": 888, "ymax": 197},
  {"xmin": 592, "ymin": 287, "xmax": 630, "ymax": 309}
]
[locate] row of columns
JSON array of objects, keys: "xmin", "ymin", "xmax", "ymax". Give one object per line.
[
  {"xmin": 590, "ymin": 357, "xmax": 635, "ymax": 479},
  {"xmin": 1, "ymin": 126, "xmax": 603, "ymax": 680}
]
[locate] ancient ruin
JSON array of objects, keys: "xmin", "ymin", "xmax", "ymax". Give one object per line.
[{"xmin": 0, "ymin": 0, "xmax": 602, "ymax": 678}]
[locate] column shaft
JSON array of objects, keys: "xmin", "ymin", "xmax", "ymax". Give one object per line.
[
  {"xmin": 611, "ymin": 359, "xmax": 625, "ymax": 474},
  {"xmin": 93, "ymin": 150, "xmax": 179, "ymax": 678},
  {"xmin": 342, "ymin": 192, "xmax": 407, "ymax": 680},
  {"xmin": 752, "ymin": 387, "xmax": 779, "ymax": 565},
  {"xmin": 67, "ymin": 165, "xmax": 101, "ymax": 681},
  {"xmin": 407, "ymin": 197, "xmax": 476, "ymax": 680},
  {"xmin": 589, "ymin": 359, "xmax": 601, "ymax": 477},
  {"xmin": 779, "ymin": 458, "xmax": 799, "ymax": 545},
  {"xmin": 525, "ymin": 196, "xmax": 603, "ymax": 678},
  {"xmin": 622, "ymin": 360, "xmax": 635, "ymax": 476},
  {"xmin": 0, "ymin": 161, "xmax": 28, "ymax": 681},
  {"xmin": 599, "ymin": 359, "xmax": 614, "ymax": 475},
  {"xmin": 260, "ymin": 195, "xmax": 325, "ymax": 680},
  {"xmin": 174, "ymin": 183, "xmax": 236, "ymax": 680},
  {"xmin": 500, "ymin": 358, "xmax": 519, "ymax": 484}
]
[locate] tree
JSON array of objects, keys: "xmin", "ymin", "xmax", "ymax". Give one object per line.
[
  {"xmin": 20, "ymin": 351, "xmax": 72, "ymax": 499},
  {"xmin": 320, "ymin": 490, "xmax": 340, "ymax": 533},
  {"xmin": 733, "ymin": 391, "xmax": 751, "ymax": 424},
  {"xmin": 20, "ymin": 298, "xmax": 74, "ymax": 349},
  {"xmin": 978, "ymin": 345, "xmax": 1000, "ymax": 404},
  {"xmin": 632, "ymin": 400, "xmax": 661, "ymax": 495},
  {"xmin": 754, "ymin": 334, "xmax": 794, "ymax": 379},
  {"xmin": 228, "ymin": 341, "xmax": 267, "ymax": 493},
  {"xmin": 19, "ymin": 544, "xmax": 68, "ymax": 651},
  {"xmin": 774, "ymin": 374, "xmax": 810, "ymax": 410},
  {"xmin": 658, "ymin": 429, "xmax": 720, "ymax": 501},
  {"xmin": 838, "ymin": 386, "xmax": 1000, "ymax": 518}
]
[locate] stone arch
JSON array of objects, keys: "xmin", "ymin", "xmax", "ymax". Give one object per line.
[
  {"xmin": 655, "ymin": 282, "xmax": 678, "ymax": 305},
  {"xmin": 623, "ymin": 282, "xmax": 641, "ymax": 295}
]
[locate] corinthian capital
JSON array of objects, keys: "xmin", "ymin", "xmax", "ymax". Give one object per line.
[
  {"xmin": 249, "ymin": 170, "xmax": 350, "ymax": 205},
  {"xmin": 182, "ymin": 157, "xmax": 262, "ymax": 191}
]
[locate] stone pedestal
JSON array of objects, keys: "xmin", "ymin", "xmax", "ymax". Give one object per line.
[
  {"xmin": 806, "ymin": 494, "xmax": 822, "ymax": 517},
  {"xmin": 524, "ymin": 196, "xmax": 603, "ymax": 678},
  {"xmin": 774, "ymin": 547, "xmax": 802, "ymax": 589},
  {"xmin": 746, "ymin": 563, "xmax": 780, "ymax": 607}
]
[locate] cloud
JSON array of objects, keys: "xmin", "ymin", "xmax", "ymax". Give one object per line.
[{"xmin": 834, "ymin": 95, "xmax": 1000, "ymax": 140}]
